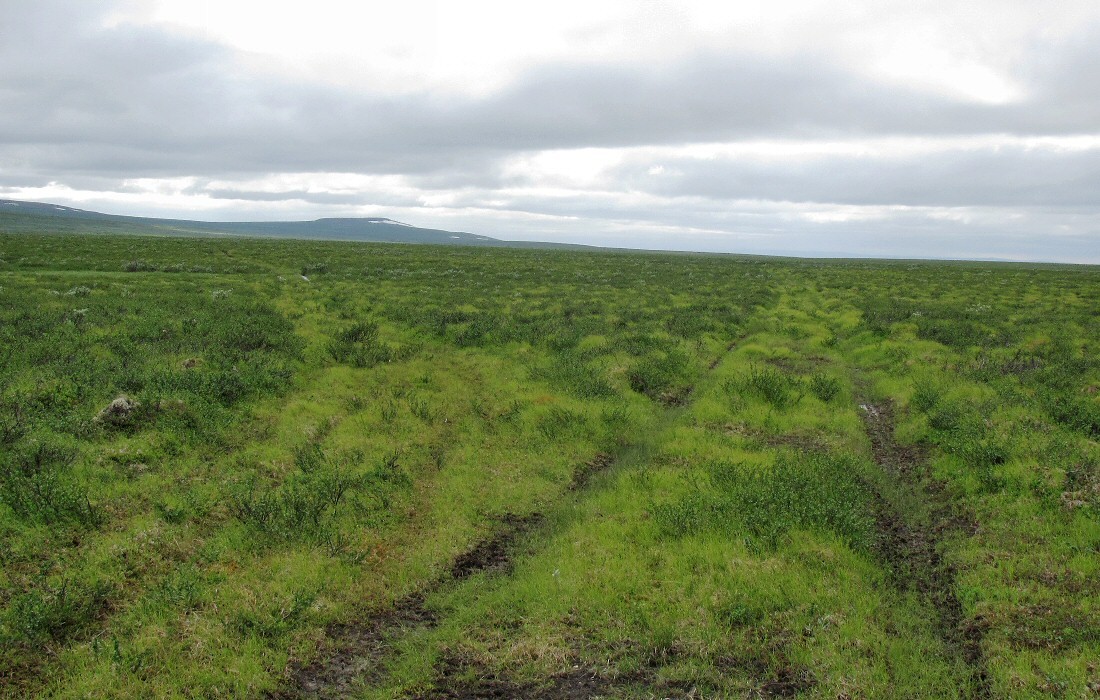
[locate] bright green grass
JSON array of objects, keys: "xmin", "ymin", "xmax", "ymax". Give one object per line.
[{"xmin": 1, "ymin": 231, "xmax": 1098, "ymax": 698}]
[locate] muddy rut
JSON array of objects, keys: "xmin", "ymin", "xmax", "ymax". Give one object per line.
[
  {"xmin": 271, "ymin": 343, "xmax": 741, "ymax": 699},
  {"xmin": 858, "ymin": 400, "xmax": 991, "ymax": 699},
  {"xmin": 269, "ymin": 455, "xmax": 612, "ymax": 699}
]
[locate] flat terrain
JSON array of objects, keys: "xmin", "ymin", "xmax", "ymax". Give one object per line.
[{"xmin": 1, "ymin": 231, "xmax": 1098, "ymax": 699}]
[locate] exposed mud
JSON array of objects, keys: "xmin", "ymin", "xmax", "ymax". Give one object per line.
[
  {"xmin": 271, "ymin": 593, "xmax": 436, "ymax": 700},
  {"xmin": 569, "ymin": 452, "xmax": 615, "ymax": 492},
  {"xmin": 763, "ymin": 355, "xmax": 829, "ymax": 373},
  {"xmin": 450, "ymin": 513, "xmax": 543, "ymax": 580},
  {"xmin": 417, "ymin": 654, "xmax": 812, "ymax": 700},
  {"xmin": 755, "ymin": 666, "xmax": 816, "ymax": 698},
  {"xmin": 858, "ymin": 400, "xmax": 990, "ymax": 699},
  {"xmin": 658, "ymin": 387, "xmax": 693, "ymax": 408},
  {"xmin": 412, "ymin": 655, "xmax": 699, "ymax": 700},
  {"xmin": 411, "ymin": 664, "xmax": 620, "ymax": 700},
  {"xmin": 277, "ymin": 344, "xmax": 737, "ymax": 698},
  {"xmin": 272, "ymin": 453, "xmax": 619, "ymax": 699},
  {"xmin": 723, "ymin": 422, "xmax": 829, "ymax": 453},
  {"xmin": 715, "ymin": 632, "xmax": 817, "ymax": 698}
]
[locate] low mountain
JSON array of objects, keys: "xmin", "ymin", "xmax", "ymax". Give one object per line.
[{"xmin": 0, "ymin": 199, "xmax": 581, "ymax": 248}]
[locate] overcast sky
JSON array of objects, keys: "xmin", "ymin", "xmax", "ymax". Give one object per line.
[{"xmin": 2, "ymin": 1, "xmax": 1099, "ymax": 262}]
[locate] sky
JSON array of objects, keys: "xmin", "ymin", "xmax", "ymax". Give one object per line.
[{"xmin": 2, "ymin": 1, "xmax": 1099, "ymax": 262}]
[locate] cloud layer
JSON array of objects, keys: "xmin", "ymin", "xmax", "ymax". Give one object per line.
[{"xmin": 2, "ymin": 0, "xmax": 1099, "ymax": 262}]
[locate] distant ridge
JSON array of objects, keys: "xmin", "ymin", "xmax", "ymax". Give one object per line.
[{"xmin": 0, "ymin": 199, "xmax": 589, "ymax": 250}]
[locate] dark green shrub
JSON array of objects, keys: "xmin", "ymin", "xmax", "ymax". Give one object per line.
[
  {"xmin": 957, "ymin": 436, "xmax": 1009, "ymax": 492},
  {"xmin": 1044, "ymin": 392, "xmax": 1100, "ymax": 438},
  {"xmin": 532, "ymin": 352, "xmax": 616, "ymax": 399},
  {"xmin": 910, "ymin": 383, "xmax": 941, "ymax": 412},
  {"xmin": 4, "ymin": 577, "xmax": 113, "ymax": 644},
  {"xmin": 627, "ymin": 349, "xmax": 691, "ymax": 400},
  {"xmin": 293, "ymin": 443, "xmax": 326, "ymax": 473},
  {"xmin": 301, "ymin": 262, "xmax": 328, "ymax": 276},
  {"xmin": 808, "ymin": 373, "xmax": 841, "ymax": 403},
  {"xmin": 536, "ymin": 406, "xmax": 586, "ymax": 440},
  {"xmin": 734, "ymin": 365, "xmax": 804, "ymax": 409},
  {"xmin": 652, "ymin": 454, "xmax": 875, "ymax": 550},
  {"xmin": 858, "ymin": 297, "xmax": 914, "ymax": 336},
  {"xmin": 328, "ymin": 321, "xmax": 394, "ymax": 368},
  {"xmin": 232, "ymin": 589, "xmax": 315, "ymax": 639},
  {"xmin": 152, "ymin": 566, "xmax": 207, "ymax": 613},
  {"xmin": 915, "ymin": 318, "xmax": 988, "ymax": 348},
  {"xmin": 928, "ymin": 402, "xmax": 964, "ymax": 432},
  {"xmin": 0, "ymin": 438, "xmax": 101, "ymax": 527},
  {"xmin": 229, "ymin": 451, "xmax": 409, "ymax": 541},
  {"xmin": 408, "ymin": 395, "xmax": 436, "ymax": 422}
]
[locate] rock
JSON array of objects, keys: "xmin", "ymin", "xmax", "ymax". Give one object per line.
[{"xmin": 95, "ymin": 395, "xmax": 137, "ymax": 426}]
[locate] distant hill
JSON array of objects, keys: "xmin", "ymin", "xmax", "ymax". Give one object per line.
[{"xmin": 0, "ymin": 199, "xmax": 590, "ymax": 249}]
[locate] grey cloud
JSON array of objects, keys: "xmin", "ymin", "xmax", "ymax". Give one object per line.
[
  {"xmin": 5, "ymin": 2, "xmax": 1100, "ymax": 185},
  {"xmin": 363, "ymin": 178, "xmax": 1100, "ymax": 263},
  {"xmin": 607, "ymin": 146, "xmax": 1100, "ymax": 208},
  {"xmin": 2, "ymin": 1, "xmax": 1099, "ymax": 262},
  {"xmin": 197, "ymin": 187, "xmax": 423, "ymax": 208}
]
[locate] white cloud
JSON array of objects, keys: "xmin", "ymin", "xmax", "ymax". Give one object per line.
[{"xmin": 2, "ymin": 0, "xmax": 1100, "ymax": 262}]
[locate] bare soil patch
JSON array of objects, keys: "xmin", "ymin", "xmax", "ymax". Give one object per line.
[
  {"xmin": 276, "ymin": 342, "xmax": 740, "ymax": 698},
  {"xmin": 271, "ymin": 453, "xmax": 619, "ymax": 698},
  {"xmin": 858, "ymin": 400, "xmax": 990, "ymax": 698},
  {"xmin": 271, "ymin": 593, "xmax": 436, "ymax": 699},
  {"xmin": 411, "ymin": 655, "xmax": 701, "ymax": 700}
]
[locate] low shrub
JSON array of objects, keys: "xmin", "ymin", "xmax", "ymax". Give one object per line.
[
  {"xmin": 0, "ymin": 438, "xmax": 101, "ymax": 527},
  {"xmin": 732, "ymin": 365, "xmax": 804, "ymax": 409},
  {"xmin": 627, "ymin": 349, "xmax": 691, "ymax": 400},
  {"xmin": 532, "ymin": 352, "xmax": 616, "ymax": 399},
  {"xmin": 229, "ymin": 450, "xmax": 410, "ymax": 541},
  {"xmin": 910, "ymin": 383, "xmax": 942, "ymax": 413},
  {"xmin": 3, "ymin": 577, "xmax": 113, "ymax": 644},
  {"xmin": 808, "ymin": 373, "xmax": 841, "ymax": 403},
  {"xmin": 328, "ymin": 320, "xmax": 394, "ymax": 368},
  {"xmin": 652, "ymin": 453, "xmax": 875, "ymax": 550}
]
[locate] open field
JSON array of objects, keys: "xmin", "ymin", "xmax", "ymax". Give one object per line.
[{"xmin": 1, "ymin": 231, "xmax": 1098, "ymax": 699}]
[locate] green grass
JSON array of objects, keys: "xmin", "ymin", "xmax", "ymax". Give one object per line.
[{"xmin": 1, "ymin": 229, "xmax": 1098, "ymax": 698}]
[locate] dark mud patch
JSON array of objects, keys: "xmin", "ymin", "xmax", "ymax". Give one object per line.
[
  {"xmin": 271, "ymin": 593, "xmax": 436, "ymax": 699},
  {"xmin": 569, "ymin": 452, "xmax": 615, "ymax": 492},
  {"xmin": 723, "ymin": 422, "xmax": 830, "ymax": 453},
  {"xmin": 418, "ymin": 655, "xmax": 811, "ymax": 700},
  {"xmin": 451, "ymin": 513, "xmax": 543, "ymax": 580},
  {"xmin": 859, "ymin": 400, "xmax": 990, "ymax": 699},
  {"xmin": 411, "ymin": 667, "xmax": 617, "ymax": 700},
  {"xmin": 453, "ymin": 450, "xmax": 618, "ymax": 581},
  {"xmin": 715, "ymin": 637, "xmax": 817, "ymax": 698},
  {"xmin": 272, "ymin": 451, "xmax": 618, "ymax": 699},
  {"xmin": 274, "ymin": 513, "xmax": 539, "ymax": 699},
  {"xmin": 413, "ymin": 655, "xmax": 698, "ymax": 700},
  {"xmin": 658, "ymin": 386, "xmax": 693, "ymax": 408},
  {"xmin": 858, "ymin": 402, "xmax": 928, "ymax": 479},
  {"xmin": 756, "ymin": 665, "xmax": 816, "ymax": 698},
  {"xmin": 763, "ymin": 355, "xmax": 829, "ymax": 373}
]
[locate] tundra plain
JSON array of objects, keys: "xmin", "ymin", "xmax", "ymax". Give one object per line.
[{"xmin": 1, "ymin": 232, "xmax": 1098, "ymax": 699}]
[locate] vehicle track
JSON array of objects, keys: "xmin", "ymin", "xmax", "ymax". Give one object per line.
[
  {"xmin": 270, "ymin": 339, "xmax": 744, "ymax": 700},
  {"xmin": 858, "ymin": 400, "xmax": 991, "ymax": 699}
]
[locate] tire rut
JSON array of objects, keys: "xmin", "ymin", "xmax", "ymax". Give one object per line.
[
  {"xmin": 271, "ymin": 341, "xmax": 741, "ymax": 699},
  {"xmin": 269, "ymin": 455, "xmax": 614, "ymax": 700},
  {"xmin": 858, "ymin": 400, "xmax": 991, "ymax": 699}
]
